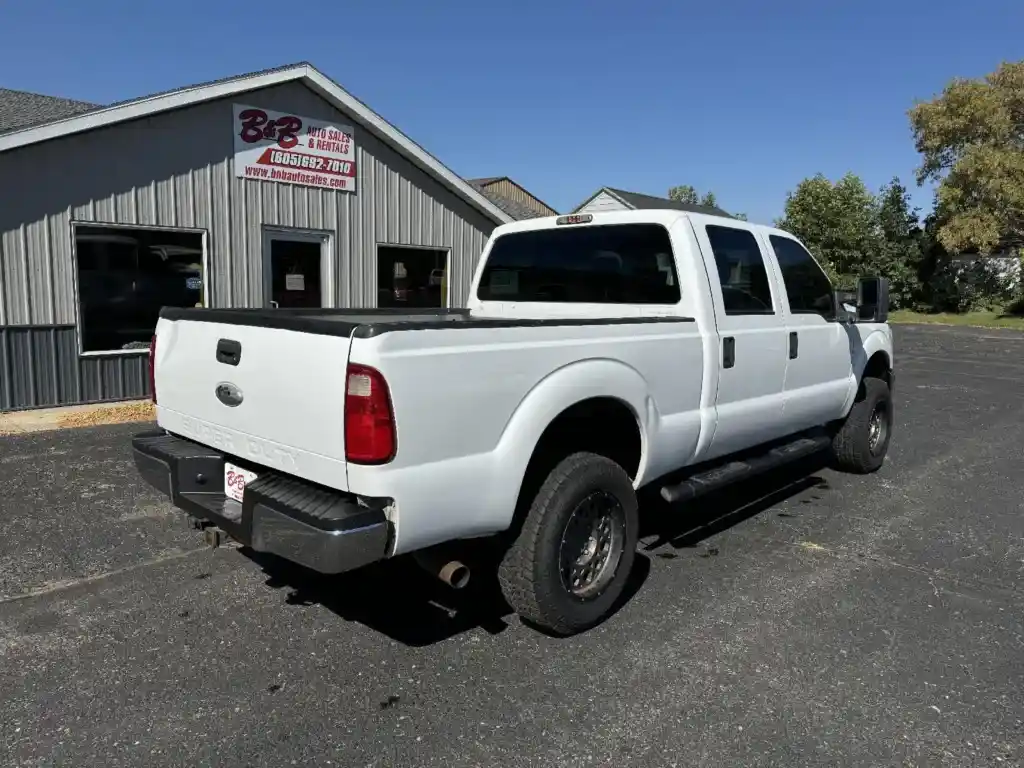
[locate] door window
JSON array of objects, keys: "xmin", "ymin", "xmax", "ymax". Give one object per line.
[
  {"xmin": 768, "ymin": 236, "xmax": 835, "ymax": 319},
  {"xmin": 269, "ymin": 239, "xmax": 323, "ymax": 308},
  {"xmin": 704, "ymin": 225, "xmax": 775, "ymax": 315}
]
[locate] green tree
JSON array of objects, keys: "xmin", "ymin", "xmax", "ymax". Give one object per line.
[
  {"xmin": 667, "ymin": 185, "xmax": 718, "ymax": 208},
  {"xmin": 875, "ymin": 177, "xmax": 925, "ymax": 306},
  {"xmin": 909, "ymin": 60, "xmax": 1024, "ymax": 254},
  {"xmin": 775, "ymin": 172, "xmax": 880, "ymax": 285}
]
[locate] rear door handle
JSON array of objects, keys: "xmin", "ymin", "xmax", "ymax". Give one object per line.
[
  {"xmin": 723, "ymin": 336, "xmax": 736, "ymax": 369},
  {"xmin": 789, "ymin": 331, "xmax": 798, "ymax": 359}
]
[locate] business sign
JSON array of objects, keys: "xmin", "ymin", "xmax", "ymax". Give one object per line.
[{"xmin": 233, "ymin": 103, "xmax": 357, "ymax": 192}]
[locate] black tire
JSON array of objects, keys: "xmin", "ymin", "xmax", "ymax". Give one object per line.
[
  {"xmin": 498, "ymin": 452, "xmax": 639, "ymax": 636},
  {"xmin": 830, "ymin": 376, "xmax": 893, "ymax": 474}
]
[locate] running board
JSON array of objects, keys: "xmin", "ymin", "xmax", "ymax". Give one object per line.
[{"xmin": 660, "ymin": 434, "xmax": 831, "ymax": 504}]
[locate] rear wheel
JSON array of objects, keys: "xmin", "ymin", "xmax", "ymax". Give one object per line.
[
  {"xmin": 830, "ymin": 376, "xmax": 893, "ymax": 474},
  {"xmin": 498, "ymin": 452, "xmax": 638, "ymax": 636}
]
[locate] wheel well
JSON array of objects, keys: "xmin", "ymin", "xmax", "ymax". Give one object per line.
[
  {"xmin": 515, "ymin": 397, "xmax": 642, "ymax": 517},
  {"xmin": 863, "ymin": 351, "xmax": 892, "ymax": 388}
]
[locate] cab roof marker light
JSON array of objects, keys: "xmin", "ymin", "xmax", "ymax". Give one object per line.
[{"xmin": 556, "ymin": 214, "xmax": 593, "ymax": 226}]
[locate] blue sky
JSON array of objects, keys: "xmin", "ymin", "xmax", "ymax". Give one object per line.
[{"xmin": 1, "ymin": 0, "xmax": 1021, "ymax": 223}]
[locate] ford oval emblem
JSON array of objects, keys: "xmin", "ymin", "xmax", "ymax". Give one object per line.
[{"xmin": 215, "ymin": 382, "xmax": 244, "ymax": 407}]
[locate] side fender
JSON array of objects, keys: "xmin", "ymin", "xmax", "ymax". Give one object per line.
[
  {"xmin": 479, "ymin": 358, "xmax": 652, "ymax": 532},
  {"xmin": 843, "ymin": 327, "xmax": 893, "ymax": 414}
]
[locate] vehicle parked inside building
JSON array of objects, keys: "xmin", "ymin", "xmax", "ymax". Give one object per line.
[{"xmin": 132, "ymin": 208, "xmax": 894, "ymax": 636}]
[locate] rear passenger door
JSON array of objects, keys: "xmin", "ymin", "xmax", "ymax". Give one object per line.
[
  {"xmin": 764, "ymin": 233, "xmax": 854, "ymax": 429},
  {"xmin": 691, "ymin": 219, "xmax": 791, "ymax": 461}
]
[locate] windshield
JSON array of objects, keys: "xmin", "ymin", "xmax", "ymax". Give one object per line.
[{"xmin": 477, "ymin": 223, "xmax": 681, "ymax": 304}]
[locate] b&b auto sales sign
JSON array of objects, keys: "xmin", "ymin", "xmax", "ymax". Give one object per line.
[{"xmin": 233, "ymin": 103, "xmax": 357, "ymax": 192}]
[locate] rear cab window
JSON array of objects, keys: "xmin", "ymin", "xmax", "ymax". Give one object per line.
[
  {"xmin": 703, "ymin": 225, "xmax": 776, "ymax": 315},
  {"xmin": 477, "ymin": 223, "xmax": 681, "ymax": 304}
]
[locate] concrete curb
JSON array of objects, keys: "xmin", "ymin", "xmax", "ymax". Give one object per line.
[{"xmin": 0, "ymin": 400, "xmax": 156, "ymax": 436}]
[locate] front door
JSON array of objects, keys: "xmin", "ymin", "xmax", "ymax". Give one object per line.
[
  {"xmin": 689, "ymin": 216, "xmax": 792, "ymax": 462},
  {"xmin": 763, "ymin": 231, "xmax": 855, "ymax": 429},
  {"xmin": 262, "ymin": 230, "xmax": 330, "ymax": 308}
]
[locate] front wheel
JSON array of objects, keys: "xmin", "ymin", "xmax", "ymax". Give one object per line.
[
  {"xmin": 498, "ymin": 452, "xmax": 639, "ymax": 636},
  {"xmin": 830, "ymin": 376, "xmax": 893, "ymax": 474}
]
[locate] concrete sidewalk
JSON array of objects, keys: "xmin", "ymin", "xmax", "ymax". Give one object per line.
[{"xmin": 0, "ymin": 400, "xmax": 155, "ymax": 436}]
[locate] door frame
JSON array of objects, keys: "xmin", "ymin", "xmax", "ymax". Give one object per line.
[{"xmin": 261, "ymin": 226, "xmax": 334, "ymax": 308}]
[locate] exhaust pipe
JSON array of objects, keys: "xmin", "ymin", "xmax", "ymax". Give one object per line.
[{"xmin": 413, "ymin": 549, "xmax": 471, "ymax": 589}]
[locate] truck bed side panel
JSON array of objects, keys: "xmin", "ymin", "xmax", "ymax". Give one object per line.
[{"xmin": 345, "ymin": 319, "xmax": 706, "ymax": 554}]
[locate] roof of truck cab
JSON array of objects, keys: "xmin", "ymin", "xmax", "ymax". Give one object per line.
[{"xmin": 491, "ymin": 207, "xmax": 744, "ymax": 235}]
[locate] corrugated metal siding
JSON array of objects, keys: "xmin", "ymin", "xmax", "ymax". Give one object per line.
[
  {"xmin": 577, "ymin": 190, "xmax": 631, "ymax": 215},
  {"xmin": 479, "ymin": 179, "xmax": 557, "ymax": 217},
  {"xmin": 0, "ymin": 325, "xmax": 148, "ymax": 411},
  {"xmin": 0, "ymin": 80, "xmax": 497, "ymax": 325}
]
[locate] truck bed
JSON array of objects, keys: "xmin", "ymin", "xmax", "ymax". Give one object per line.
[{"xmin": 159, "ymin": 306, "xmax": 695, "ymax": 338}]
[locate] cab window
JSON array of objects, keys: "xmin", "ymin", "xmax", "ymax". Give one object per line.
[
  {"xmin": 704, "ymin": 225, "xmax": 775, "ymax": 315},
  {"xmin": 769, "ymin": 235, "xmax": 835, "ymax": 320},
  {"xmin": 477, "ymin": 223, "xmax": 680, "ymax": 304}
]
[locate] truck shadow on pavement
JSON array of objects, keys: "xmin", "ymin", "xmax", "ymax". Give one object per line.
[{"xmin": 241, "ymin": 453, "xmax": 831, "ymax": 647}]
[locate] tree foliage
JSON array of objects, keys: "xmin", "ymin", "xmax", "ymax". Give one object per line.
[
  {"xmin": 775, "ymin": 173, "xmax": 877, "ymax": 281},
  {"xmin": 667, "ymin": 184, "xmax": 746, "ymax": 219},
  {"xmin": 909, "ymin": 60, "xmax": 1024, "ymax": 253},
  {"xmin": 775, "ymin": 173, "xmax": 922, "ymax": 307}
]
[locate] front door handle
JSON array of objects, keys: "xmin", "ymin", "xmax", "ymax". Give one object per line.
[
  {"xmin": 723, "ymin": 336, "xmax": 736, "ymax": 369},
  {"xmin": 789, "ymin": 331, "xmax": 798, "ymax": 359}
]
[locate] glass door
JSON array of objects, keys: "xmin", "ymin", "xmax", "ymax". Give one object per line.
[{"xmin": 262, "ymin": 230, "xmax": 331, "ymax": 308}]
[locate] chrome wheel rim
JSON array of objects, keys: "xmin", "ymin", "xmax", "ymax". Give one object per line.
[
  {"xmin": 868, "ymin": 401, "xmax": 889, "ymax": 455},
  {"xmin": 558, "ymin": 491, "xmax": 625, "ymax": 600}
]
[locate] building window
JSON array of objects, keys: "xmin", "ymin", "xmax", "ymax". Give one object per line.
[
  {"xmin": 376, "ymin": 246, "xmax": 449, "ymax": 308},
  {"xmin": 74, "ymin": 224, "xmax": 206, "ymax": 353},
  {"xmin": 704, "ymin": 225, "xmax": 775, "ymax": 315},
  {"xmin": 476, "ymin": 224, "xmax": 680, "ymax": 304},
  {"xmin": 768, "ymin": 235, "xmax": 836, "ymax": 319}
]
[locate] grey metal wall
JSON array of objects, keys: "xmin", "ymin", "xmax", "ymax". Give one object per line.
[
  {"xmin": 0, "ymin": 326, "xmax": 148, "ymax": 411},
  {"xmin": 0, "ymin": 79, "xmax": 499, "ymax": 326}
]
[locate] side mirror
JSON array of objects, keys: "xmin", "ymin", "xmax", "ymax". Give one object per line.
[
  {"xmin": 856, "ymin": 276, "xmax": 889, "ymax": 323},
  {"xmin": 833, "ymin": 289, "xmax": 857, "ymax": 323}
]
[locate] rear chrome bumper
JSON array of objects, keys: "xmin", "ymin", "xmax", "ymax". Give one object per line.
[{"xmin": 131, "ymin": 430, "xmax": 391, "ymax": 575}]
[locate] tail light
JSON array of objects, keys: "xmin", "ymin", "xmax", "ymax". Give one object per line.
[
  {"xmin": 344, "ymin": 363, "xmax": 396, "ymax": 464},
  {"xmin": 148, "ymin": 335, "xmax": 157, "ymax": 404}
]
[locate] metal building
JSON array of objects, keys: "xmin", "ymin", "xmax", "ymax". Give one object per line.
[{"xmin": 0, "ymin": 63, "xmax": 515, "ymax": 412}]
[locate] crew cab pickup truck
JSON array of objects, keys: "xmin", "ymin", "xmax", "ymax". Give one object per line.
[{"xmin": 132, "ymin": 209, "xmax": 895, "ymax": 636}]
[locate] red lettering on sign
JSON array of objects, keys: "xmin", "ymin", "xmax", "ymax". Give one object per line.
[
  {"xmin": 238, "ymin": 109, "xmax": 303, "ymax": 149},
  {"xmin": 238, "ymin": 109, "xmax": 268, "ymax": 144},
  {"xmin": 272, "ymin": 116, "xmax": 302, "ymax": 149}
]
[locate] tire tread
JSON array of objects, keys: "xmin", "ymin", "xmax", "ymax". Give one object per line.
[
  {"xmin": 498, "ymin": 452, "xmax": 634, "ymax": 635},
  {"xmin": 831, "ymin": 376, "xmax": 890, "ymax": 474}
]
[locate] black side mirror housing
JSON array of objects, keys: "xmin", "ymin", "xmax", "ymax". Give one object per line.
[{"xmin": 856, "ymin": 276, "xmax": 889, "ymax": 323}]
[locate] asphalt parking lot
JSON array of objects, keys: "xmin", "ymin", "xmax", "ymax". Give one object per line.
[{"xmin": 1, "ymin": 324, "xmax": 1022, "ymax": 767}]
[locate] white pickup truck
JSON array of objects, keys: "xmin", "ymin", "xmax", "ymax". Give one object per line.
[{"xmin": 133, "ymin": 208, "xmax": 894, "ymax": 636}]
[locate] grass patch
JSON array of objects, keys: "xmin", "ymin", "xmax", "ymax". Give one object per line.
[{"xmin": 890, "ymin": 309, "xmax": 1024, "ymax": 330}]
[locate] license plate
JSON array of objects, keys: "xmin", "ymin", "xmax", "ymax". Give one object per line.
[{"xmin": 224, "ymin": 462, "xmax": 257, "ymax": 503}]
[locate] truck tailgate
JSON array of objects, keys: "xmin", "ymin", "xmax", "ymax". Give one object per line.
[{"xmin": 152, "ymin": 316, "xmax": 352, "ymax": 491}]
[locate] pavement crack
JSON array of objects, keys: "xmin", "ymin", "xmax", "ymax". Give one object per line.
[
  {"xmin": 789, "ymin": 540, "xmax": 1024, "ymax": 602},
  {"xmin": 0, "ymin": 547, "xmax": 210, "ymax": 605}
]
